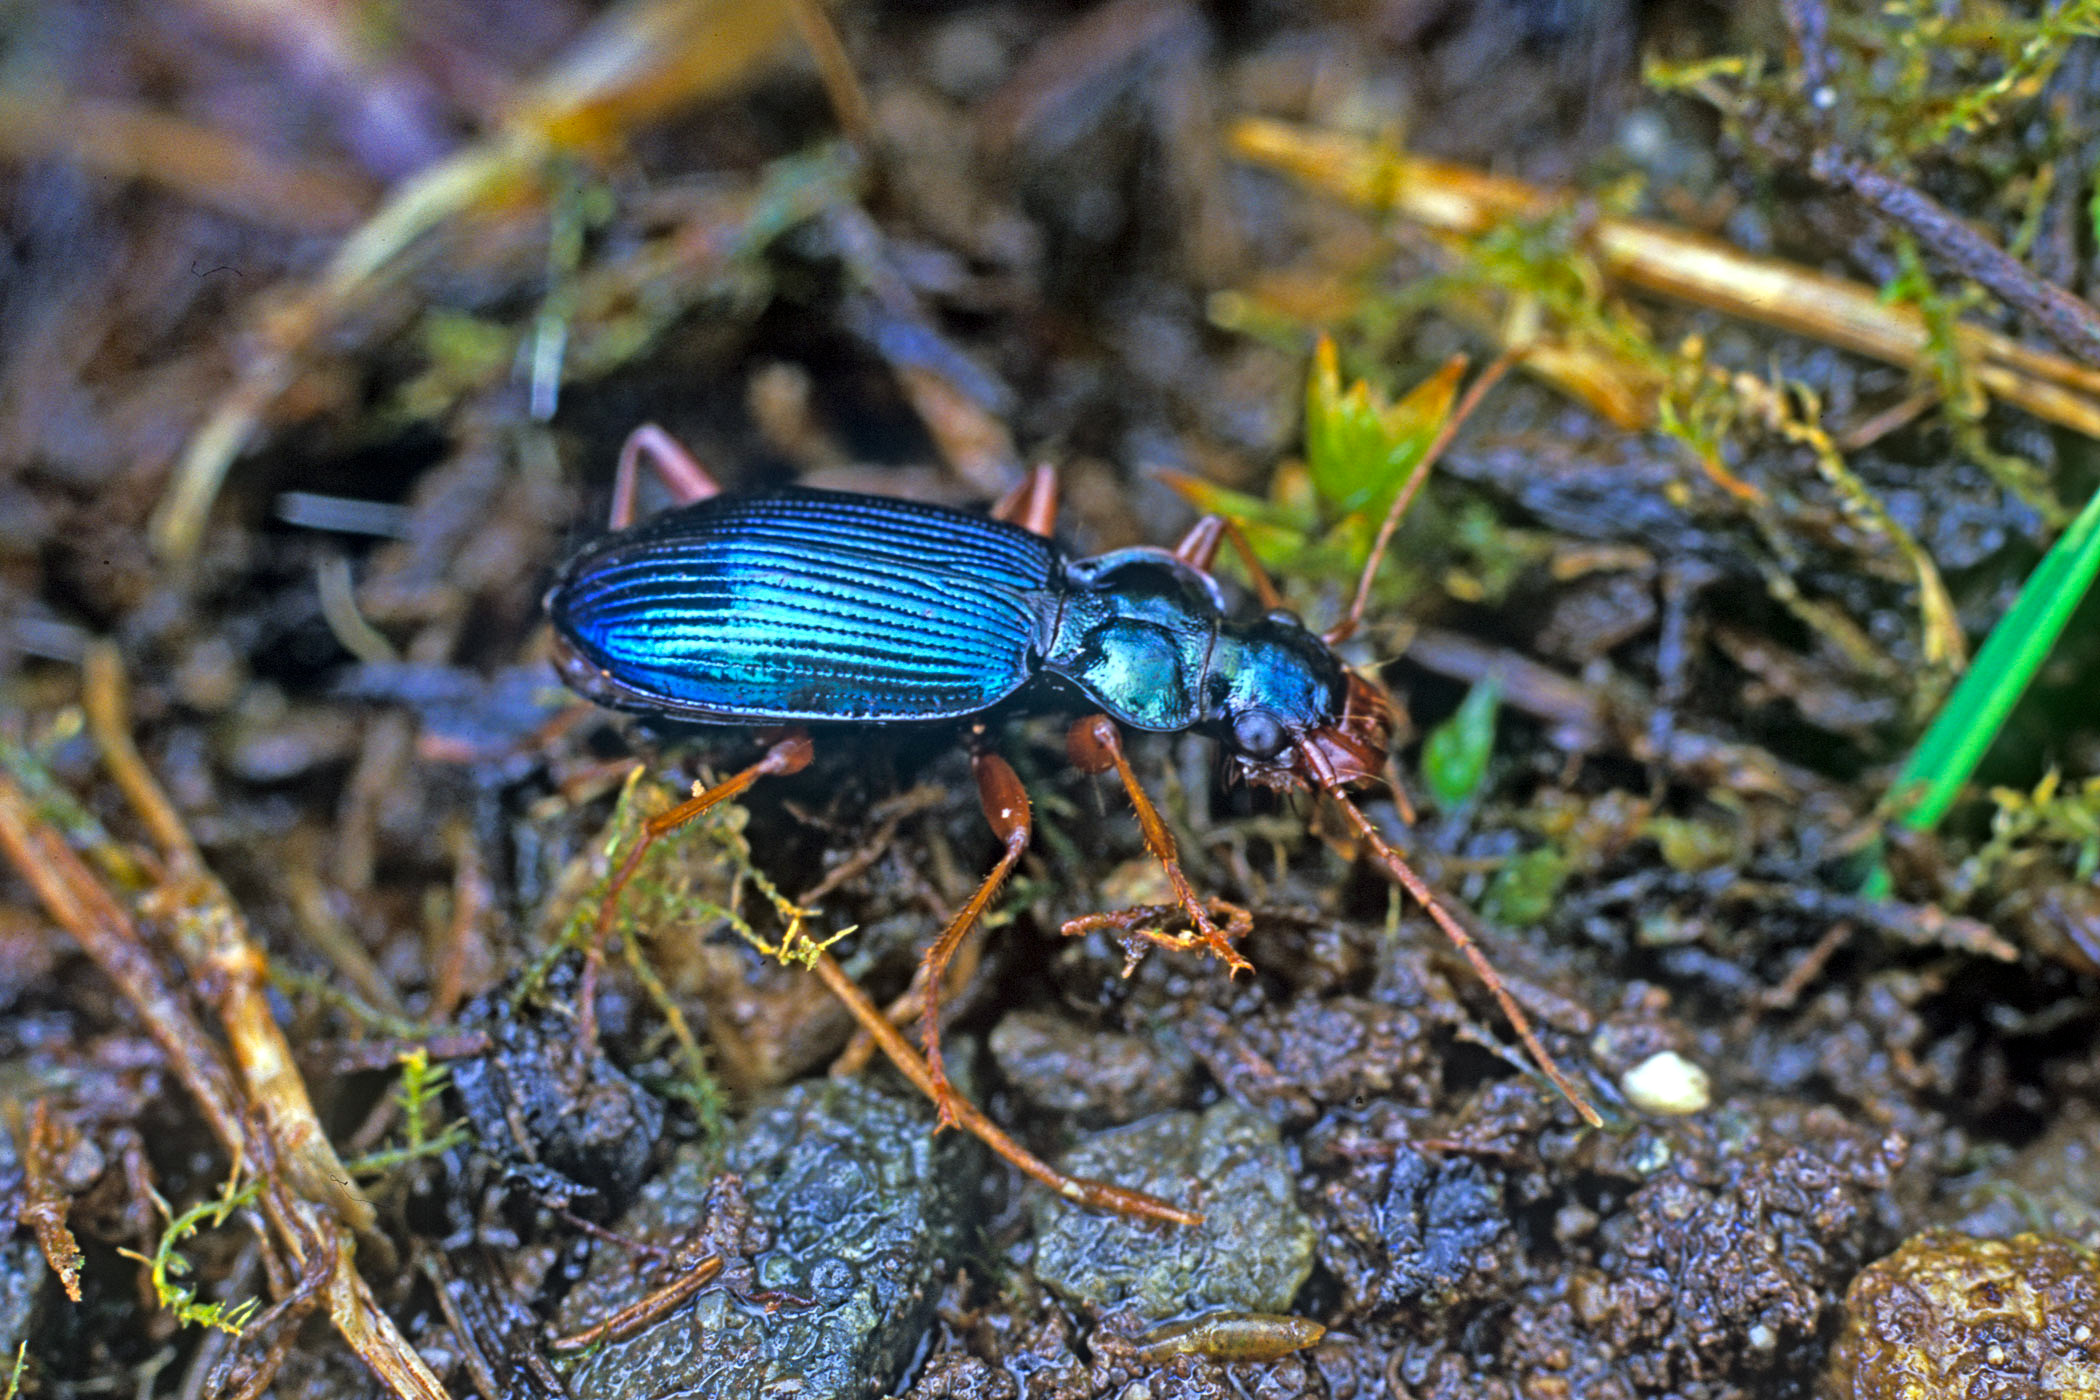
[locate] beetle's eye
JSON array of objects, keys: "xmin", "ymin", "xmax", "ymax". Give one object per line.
[
  {"xmin": 1265, "ymin": 607, "xmax": 1305, "ymax": 630},
  {"xmin": 1231, "ymin": 709, "xmax": 1288, "ymax": 759}
]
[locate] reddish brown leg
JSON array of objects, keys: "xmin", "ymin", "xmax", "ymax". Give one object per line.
[
  {"xmin": 1172, "ymin": 516, "xmax": 1226, "ymax": 570},
  {"xmin": 991, "ymin": 463, "xmax": 1059, "ymax": 536},
  {"xmin": 918, "ymin": 751, "xmax": 1032, "ymax": 1129},
  {"xmin": 1065, "ymin": 715, "xmax": 1252, "ymax": 975},
  {"xmin": 575, "ymin": 733, "xmax": 815, "ymax": 1059},
  {"xmin": 610, "ymin": 423, "xmax": 724, "ymax": 528},
  {"xmin": 1173, "ymin": 515, "xmax": 1285, "ymax": 611},
  {"xmin": 808, "ymin": 951, "xmax": 1200, "ymax": 1225}
]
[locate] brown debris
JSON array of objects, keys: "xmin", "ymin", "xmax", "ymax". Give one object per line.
[
  {"xmin": 1229, "ymin": 119, "xmax": 2100, "ymax": 439},
  {"xmin": 0, "ymin": 647, "xmax": 447, "ymax": 1400},
  {"xmin": 16, "ymin": 1101, "xmax": 86, "ymax": 1303}
]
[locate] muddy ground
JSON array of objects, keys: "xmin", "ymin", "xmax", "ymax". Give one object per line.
[{"xmin": 1, "ymin": 2, "xmax": 2097, "ymax": 1398}]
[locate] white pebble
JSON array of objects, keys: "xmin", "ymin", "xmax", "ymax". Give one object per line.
[{"xmin": 1621, "ymin": 1051, "xmax": 1712, "ymax": 1116}]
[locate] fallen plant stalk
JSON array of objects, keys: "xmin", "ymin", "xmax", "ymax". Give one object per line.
[
  {"xmin": 0, "ymin": 645, "xmax": 449, "ymax": 1400},
  {"xmin": 1229, "ymin": 119, "xmax": 2100, "ymax": 440},
  {"xmin": 150, "ymin": 0, "xmax": 805, "ymax": 563}
]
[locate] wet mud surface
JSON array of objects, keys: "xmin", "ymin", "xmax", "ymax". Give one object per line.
[{"xmin": 2, "ymin": 2, "xmax": 2098, "ymax": 1399}]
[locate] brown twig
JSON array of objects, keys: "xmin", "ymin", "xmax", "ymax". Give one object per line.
[
  {"xmin": 0, "ymin": 644, "xmax": 453, "ymax": 1400},
  {"xmin": 82, "ymin": 645, "xmax": 382, "ymax": 1248},
  {"xmin": 17, "ymin": 1102, "xmax": 85, "ymax": 1302},
  {"xmin": 1809, "ymin": 145, "xmax": 2100, "ymax": 368},
  {"xmin": 1775, "ymin": 0, "xmax": 2100, "ymax": 368},
  {"xmin": 1228, "ymin": 120, "xmax": 2100, "ymax": 435},
  {"xmin": 548, "ymin": 1254, "xmax": 725, "ymax": 1352}
]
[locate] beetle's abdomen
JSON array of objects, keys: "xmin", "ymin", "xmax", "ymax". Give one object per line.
[{"xmin": 549, "ymin": 491, "xmax": 1060, "ymax": 723}]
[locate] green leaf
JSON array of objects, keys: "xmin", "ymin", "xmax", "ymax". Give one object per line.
[
  {"xmin": 1484, "ymin": 845, "xmax": 1568, "ymax": 926},
  {"xmin": 1889, "ymin": 478, "xmax": 2100, "ymax": 832},
  {"xmin": 1153, "ymin": 467, "xmax": 1318, "ymax": 541},
  {"xmin": 1422, "ymin": 678, "xmax": 1501, "ymax": 811},
  {"xmin": 1303, "ymin": 336, "xmax": 1462, "ymax": 520}
]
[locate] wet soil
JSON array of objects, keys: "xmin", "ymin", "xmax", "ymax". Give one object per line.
[{"xmin": 1, "ymin": 2, "xmax": 2097, "ymax": 1399}]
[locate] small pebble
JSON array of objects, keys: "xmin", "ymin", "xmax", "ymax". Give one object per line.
[
  {"xmin": 1031, "ymin": 1102, "xmax": 1315, "ymax": 1314},
  {"xmin": 1621, "ymin": 1051, "xmax": 1712, "ymax": 1116},
  {"xmin": 1825, "ymin": 1230, "xmax": 2100, "ymax": 1399}
]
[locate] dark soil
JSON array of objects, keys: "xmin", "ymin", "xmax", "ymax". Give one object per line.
[{"xmin": 2, "ymin": 2, "xmax": 2097, "ymax": 1399}]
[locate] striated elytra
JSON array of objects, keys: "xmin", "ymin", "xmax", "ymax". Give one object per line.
[{"xmin": 547, "ymin": 486, "xmax": 1369, "ymax": 775}]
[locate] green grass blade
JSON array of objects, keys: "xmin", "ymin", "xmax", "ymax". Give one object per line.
[{"xmin": 1889, "ymin": 479, "xmax": 2100, "ymax": 832}]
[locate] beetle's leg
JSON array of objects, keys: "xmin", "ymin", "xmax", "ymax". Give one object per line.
[
  {"xmin": 575, "ymin": 732, "xmax": 814, "ymax": 1061},
  {"xmin": 918, "ymin": 750, "xmax": 1032, "ymax": 1130},
  {"xmin": 989, "ymin": 463, "xmax": 1059, "ymax": 537},
  {"xmin": 806, "ymin": 952, "xmax": 1200, "ymax": 1225},
  {"xmin": 1063, "ymin": 899, "xmax": 1254, "ymax": 978},
  {"xmin": 609, "ymin": 423, "xmax": 724, "ymax": 528},
  {"xmin": 1173, "ymin": 516, "xmax": 1286, "ymax": 612},
  {"xmin": 1064, "ymin": 715, "xmax": 1253, "ymax": 975}
]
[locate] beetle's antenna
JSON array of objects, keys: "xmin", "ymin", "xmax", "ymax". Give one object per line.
[
  {"xmin": 1326, "ymin": 350, "xmax": 1518, "ymax": 646},
  {"xmin": 1319, "ymin": 781, "xmax": 1604, "ymax": 1128}
]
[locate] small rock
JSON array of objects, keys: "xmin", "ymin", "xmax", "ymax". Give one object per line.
[
  {"xmin": 988, "ymin": 1009, "xmax": 1189, "ymax": 1124},
  {"xmin": 561, "ymin": 1078, "xmax": 982, "ymax": 1400},
  {"xmin": 1031, "ymin": 1101, "xmax": 1314, "ymax": 1315},
  {"xmin": 1823, "ymin": 1230, "xmax": 2100, "ymax": 1400},
  {"xmin": 1943, "ymin": 1100, "xmax": 2100, "ymax": 1248},
  {"xmin": 1621, "ymin": 1050, "xmax": 1712, "ymax": 1116}
]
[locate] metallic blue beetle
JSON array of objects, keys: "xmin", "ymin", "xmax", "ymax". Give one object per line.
[
  {"xmin": 546, "ymin": 487, "xmax": 1391, "ymax": 790},
  {"xmin": 545, "ymin": 424, "xmax": 1596, "ymax": 1221}
]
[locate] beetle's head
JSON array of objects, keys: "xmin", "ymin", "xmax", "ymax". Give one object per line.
[
  {"xmin": 1287, "ymin": 668, "xmax": 1396, "ymax": 793},
  {"xmin": 1210, "ymin": 614, "xmax": 1394, "ymax": 796},
  {"xmin": 1226, "ymin": 666, "xmax": 1395, "ymax": 796}
]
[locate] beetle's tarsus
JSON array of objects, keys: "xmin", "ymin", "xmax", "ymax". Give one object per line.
[
  {"xmin": 1063, "ymin": 713, "xmax": 1255, "ymax": 973},
  {"xmin": 1061, "ymin": 898, "xmax": 1255, "ymax": 977}
]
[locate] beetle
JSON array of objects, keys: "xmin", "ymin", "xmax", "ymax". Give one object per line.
[{"xmin": 546, "ymin": 411, "xmax": 1599, "ymax": 1222}]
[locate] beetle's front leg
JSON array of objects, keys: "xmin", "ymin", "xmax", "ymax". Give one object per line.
[
  {"xmin": 917, "ymin": 748, "xmax": 1033, "ymax": 1130},
  {"xmin": 1063, "ymin": 714, "xmax": 1253, "ymax": 975}
]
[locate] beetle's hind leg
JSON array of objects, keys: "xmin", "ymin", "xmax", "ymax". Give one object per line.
[
  {"xmin": 990, "ymin": 463, "xmax": 1059, "ymax": 537},
  {"xmin": 575, "ymin": 731, "xmax": 815, "ymax": 1065},
  {"xmin": 805, "ymin": 952, "xmax": 1199, "ymax": 1225},
  {"xmin": 1063, "ymin": 715, "xmax": 1254, "ymax": 975},
  {"xmin": 916, "ymin": 749, "xmax": 1033, "ymax": 1130},
  {"xmin": 609, "ymin": 423, "xmax": 725, "ymax": 528}
]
